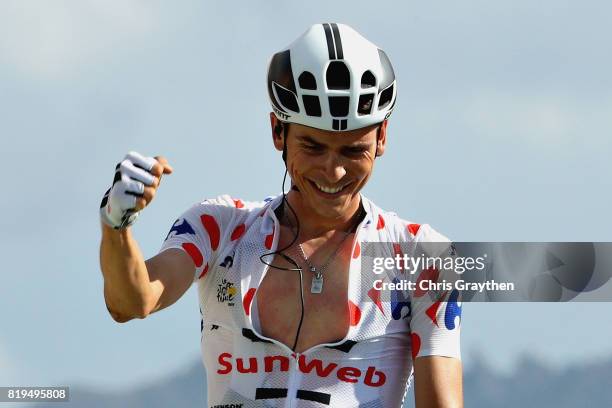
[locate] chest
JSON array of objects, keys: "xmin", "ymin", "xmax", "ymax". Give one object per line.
[{"xmin": 254, "ymin": 236, "xmax": 355, "ymax": 352}]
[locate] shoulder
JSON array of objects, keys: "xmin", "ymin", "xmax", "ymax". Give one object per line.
[
  {"xmin": 189, "ymin": 194, "xmax": 269, "ymax": 212},
  {"xmin": 181, "ymin": 194, "xmax": 271, "ymax": 220},
  {"xmin": 361, "ymin": 195, "xmax": 451, "ymax": 245},
  {"xmin": 172, "ymin": 194, "xmax": 277, "ymax": 242}
]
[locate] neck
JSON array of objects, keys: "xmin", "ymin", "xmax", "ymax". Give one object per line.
[{"xmin": 278, "ymin": 190, "xmax": 364, "ymax": 239}]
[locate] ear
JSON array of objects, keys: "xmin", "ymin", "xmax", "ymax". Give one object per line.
[
  {"xmin": 270, "ymin": 112, "xmax": 284, "ymax": 152},
  {"xmin": 375, "ymin": 119, "xmax": 388, "ymax": 157}
]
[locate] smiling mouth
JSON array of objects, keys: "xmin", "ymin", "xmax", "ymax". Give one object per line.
[{"xmin": 310, "ymin": 180, "xmax": 351, "ymax": 195}]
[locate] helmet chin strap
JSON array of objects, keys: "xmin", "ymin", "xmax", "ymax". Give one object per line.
[
  {"xmin": 374, "ymin": 124, "xmax": 382, "ymax": 158},
  {"xmin": 276, "ymin": 121, "xmax": 300, "ymax": 192},
  {"xmin": 276, "ymin": 120, "xmax": 289, "ymax": 165}
]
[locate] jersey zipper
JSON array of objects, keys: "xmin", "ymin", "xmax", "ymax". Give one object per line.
[{"xmin": 286, "ymin": 351, "xmax": 301, "ymax": 408}]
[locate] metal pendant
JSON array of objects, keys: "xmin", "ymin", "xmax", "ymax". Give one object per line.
[{"xmin": 311, "ymin": 271, "xmax": 323, "ymax": 294}]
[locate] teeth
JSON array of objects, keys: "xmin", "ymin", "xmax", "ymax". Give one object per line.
[{"xmin": 315, "ymin": 182, "xmax": 344, "ymax": 194}]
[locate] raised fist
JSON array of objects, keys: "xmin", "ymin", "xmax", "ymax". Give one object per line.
[{"xmin": 100, "ymin": 151, "xmax": 173, "ymax": 229}]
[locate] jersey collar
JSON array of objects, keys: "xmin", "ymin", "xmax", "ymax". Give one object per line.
[{"xmin": 259, "ymin": 193, "xmax": 377, "ymax": 235}]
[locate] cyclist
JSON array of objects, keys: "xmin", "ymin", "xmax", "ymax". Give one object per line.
[{"xmin": 100, "ymin": 23, "xmax": 462, "ymax": 407}]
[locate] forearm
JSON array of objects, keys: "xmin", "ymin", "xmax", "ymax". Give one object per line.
[
  {"xmin": 100, "ymin": 223, "xmax": 153, "ymax": 319},
  {"xmin": 414, "ymin": 356, "xmax": 463, "ymax": 408}
]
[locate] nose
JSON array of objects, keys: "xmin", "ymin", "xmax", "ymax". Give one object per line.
[{"xmin": 323, "ymin": 152, "xmax": 347, "ymax": 183}]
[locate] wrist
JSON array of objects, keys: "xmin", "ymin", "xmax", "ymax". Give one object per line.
[{"xmin": 99, "ymin": 201, "xmax": 139, "ymax": 230}]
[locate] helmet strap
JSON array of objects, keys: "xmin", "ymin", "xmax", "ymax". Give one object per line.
[
  {"xmin": 279, "ymin": 124, "xmax": 300, "ymax": 191},
  {"xmin": 277, "ymin": 121, "xmax": 289, "ymax": 164},
  {"xmin": 375, "ymin": 125, "xmax": 382, "ymax": 157}
]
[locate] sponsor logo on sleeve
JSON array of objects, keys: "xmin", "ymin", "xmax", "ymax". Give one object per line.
[{"xmin": 165, "ymin": 218, "xmax": 195, "ymax": 240}]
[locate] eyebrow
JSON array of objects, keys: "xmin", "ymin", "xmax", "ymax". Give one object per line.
[
  {"xmin": 297, "ymin": 135, "xmax": 372, "ymax": 149},
  {"xmin": 297, "ymin": 135, "xmax": 326, "ymax": 146}
]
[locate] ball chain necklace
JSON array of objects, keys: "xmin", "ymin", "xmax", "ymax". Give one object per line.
[
  {"xmin": 291, "ymin": 207, "xmax": 364, "ymax": 294},
  {"xmin": 295, "ymin": 232, "xmax": 352, "ymax": 293}
]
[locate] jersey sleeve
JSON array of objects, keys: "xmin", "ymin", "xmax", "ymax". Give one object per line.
[
  {"xmin": 158, "ymin": 195, "xmax": 238, "ymax": 283},
  {"xmin": 407, "ymin": 224, "xmax": 462, "ymax": 360}
]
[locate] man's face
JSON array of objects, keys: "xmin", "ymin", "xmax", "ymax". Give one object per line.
[{"xmin": 272, "ymin": 114, "xmax": 387, "ymax": 220}]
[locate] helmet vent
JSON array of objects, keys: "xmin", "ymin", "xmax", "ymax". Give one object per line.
[
  {"xmin": 303, "ymin": 95, "xmax": 322, "ymax": 117},
  {"xmin": 378, "ymin": 84, "xmax": 394, "ymax": 110},
  {"xmin": 326, "ymin": 61, "xmax": 350, "ymax": 90},
  {"xmin": 299, "ymin": 71, "xmax": 317, "ymax": 90},
  {"xmin": 273, "ymin": 82, "xmax": 300, "ymax": 113},
  {"xmin": 329, "ymin": 96, "xmax": 350, "ymax": 117},
  {"xmin": 332, "ymin": 119, "xmax": 348, "ymax": 131},
  {"xmin": 361, "ymin": 71, "xmax": 376, "ymax": 88},
  {"xmin": 358, "ymin": 94, "xmax": 374, "ymax": 116}
]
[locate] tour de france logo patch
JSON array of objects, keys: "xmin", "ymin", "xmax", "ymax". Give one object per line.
[{"xmin": 217, "ymin": 279, "xmax": 237, "ymax": 306}]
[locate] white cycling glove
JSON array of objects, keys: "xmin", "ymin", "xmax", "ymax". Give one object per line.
[{"xmin": 100, "ymin": 151, "xmax": 158, "ymax": 229}]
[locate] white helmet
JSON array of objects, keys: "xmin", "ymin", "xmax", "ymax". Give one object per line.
[{"xmin": 267, "ymin": 23, "xmax": 397, "ymax": 132}]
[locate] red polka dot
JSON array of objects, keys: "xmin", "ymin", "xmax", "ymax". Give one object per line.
[
  {"xmin": 182, "ymin": 243, "xmax": 203, "ymax": 267},
  {"xmin": 352, "ymin": 242, "xmax": 361, "ymax": 259},
  {"xmin": 231, "ymin": 224, "xmax": 246, "ymax": 241},
  {"xmin": 201, "ymin": 214, "xmax": 220, "ymax": 251},
  {"xmin": 243, "ymin": 288, "xmax": 256, "ymax": 316},
  {"xmin": 233, "ymin": 199, "xmax": 244, "ymax": 208},
  {"xmin": 411, "ymin": 332, "xmax": 421, "ymax": 360},
  {"xmin": 407, "ymin": 223, "xmax": 421, "ymax": 236},
  {"xmin": 198, "ymin": 263, "xmax": 209, "ymax": 279},
  {"xmin": 348, "ymin": 300, "xmax": 361, "ymax": 326},
  {"xmin": 415, "ymin": 267, "xmax": 439, "ymax": 298},
  {"xmin": 393, "ymin": 243, "xmax": 402, "ymax": 256},
  {"xmin": 376, "ymin": 214, "xmax": 385, "ymax": 230},
  {"xmin": 426, "ymin": 298, "xmax": 443, "ymax": 327},
  {"xmin": 264, "ymin": 227, "xmax": 275, "ymax": 250},
  {"xmin": 393, "ymin": 243, "xmax": 405, "ymax": 271},
  {"xmin": 367, "ymin": 287, "xmax": 385, "ymax": 316}
]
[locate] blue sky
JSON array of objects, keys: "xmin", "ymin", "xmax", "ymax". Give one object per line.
[{"xmin": 1, "ymin": 0, "xmax": 611, "ymax": 390}]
